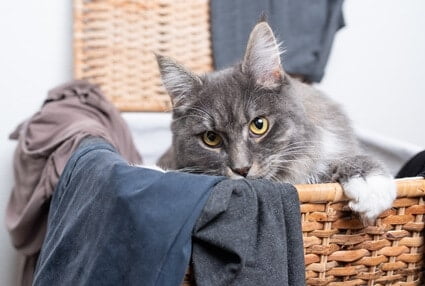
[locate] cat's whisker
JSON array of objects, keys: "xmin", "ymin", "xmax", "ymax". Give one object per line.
[
  {"xmin": 173, "ymin": 106, "xmax": 217, "ymax": 125},
  {"xmin": 280, "ymin": 143, "xmax": 319, "ymax": 151},
  {"xmin": 266, "ymin": 174, "xmax": 281, "ymax": 182},
  {"xmin": 272, "ymin": 155, "xmax": 321, "ymax": 163},
  {"xmin": 187, "ymin": 106, "xmax": 215, "ymax": 121},
  {"xmin": 172, "ymin": 113, "xmax": 211, "ymax": 123},
  {"xmin": 282, "ymin": 144, "xmax": 317, "ymax": 148},
  {"xmin": 268, "ymin": 164, "xmax": 306, "ymax": 174},
  {"xmin": 280, "ymin": 151, "xmax": 319, "ymax": 157},
  {"xmin": 285, "ymin": 139, "xmax": 321, "ymax": 144},
  {"xmin": 282, "ymin": 149, "xmax": 320, "ymax": 155},
  {"xmin": 281, "ymin": 140, "xmax": 321, "ymax": 146},
  {"xmin": 281, "ymin": 145, "xmax": 317, "ymax": 151},
  {"xmin": 267, "ymin": 161, "xmax": 306, "ymax": 172}
]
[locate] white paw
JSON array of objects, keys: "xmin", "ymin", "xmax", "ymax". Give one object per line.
[{"xmin": 342, "ymin": 175, "xmax": 396, "ymax": 224}]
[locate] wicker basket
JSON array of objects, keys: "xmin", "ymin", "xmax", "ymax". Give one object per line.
[
  {"xmin": 180, "ymin": 178, "xmax": 425, "ymax": 286},
  {"xmin": 73, "ymin": 1, "xmax": 425, "ymax": 285},
  {"xmin": 74, "ymin": 0, "xmax": 213, "ymax": 111},
  {"xmin": 297, "ymin": 179, "xmax": 425, "ymax": 285}
]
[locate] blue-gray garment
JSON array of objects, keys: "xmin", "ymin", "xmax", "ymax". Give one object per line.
[
  {"xmin": 211, "ymin": 0, "xmax": 345, "ymax": 82},
  {"xmin": 34, "ymin": 138, "xmax": 306, "ymax": 285},
  {"xmin": 33, "ymin": 138, "xmax": 224, "ymax": 286}
]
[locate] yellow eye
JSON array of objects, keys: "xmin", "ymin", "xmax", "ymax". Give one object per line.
[
  {"xmin": 202, "ymin": 131, "xmax": 222, "ymax": 147},
  {"xmin": 249, "ymin": 117, "xmax": 269, "ymax": 135}
]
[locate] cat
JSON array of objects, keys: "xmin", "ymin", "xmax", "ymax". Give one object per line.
[{"xmin": 155, "ymin": 20, "xmax": 396, "ymax": 224}]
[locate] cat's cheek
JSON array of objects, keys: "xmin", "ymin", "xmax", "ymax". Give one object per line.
[{"xmin": 342, "ymin": 175, "xmax": 397, "ymax": 225}]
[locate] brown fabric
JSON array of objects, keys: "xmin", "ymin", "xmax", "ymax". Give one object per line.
[{"xmin": 6, "ymin": 80, "xmax": 142, "ymax": 285}]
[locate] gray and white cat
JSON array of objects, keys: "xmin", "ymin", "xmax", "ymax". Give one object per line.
[{"xmin": 156, "ymin": 21, "xmax": 396, "ymax": 223}]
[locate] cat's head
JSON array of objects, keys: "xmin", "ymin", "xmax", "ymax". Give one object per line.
[{"xmin": 156, "ymin": 21, "xmax": 316, "ymax": 181}]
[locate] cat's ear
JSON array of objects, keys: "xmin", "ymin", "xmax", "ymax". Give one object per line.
[
  {"xmin": 155, "ymin": 54, "xmax": 202, "ymax": 107},
  {"xmin": 242, "ymin": 22, "xmax": 283, "ymax": 89}
]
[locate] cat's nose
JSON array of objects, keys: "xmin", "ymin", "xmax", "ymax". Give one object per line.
[{"xmin": 232, "ymin": 166, "xmax": 251, "ymax": 177}]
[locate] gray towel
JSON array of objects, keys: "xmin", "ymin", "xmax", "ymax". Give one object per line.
[
  {"xmin": 192, "ymin": 179, "xmax": 305, "ymax": 286},
  {"xmin": 210, "ymin": 0, "xmax": 345, "ymax": 82}
]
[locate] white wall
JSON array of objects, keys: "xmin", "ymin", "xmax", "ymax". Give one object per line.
[
  {"xmin": 0, "ymin": 1, "xmax": 72, "ymax": 285},
  {"xmin": 0, "ymin": 0, "xmax": 424, "ymax": 285},
  {"xmin": 318, "ymin": 0, "xmax": 425, "ymax": 147}
]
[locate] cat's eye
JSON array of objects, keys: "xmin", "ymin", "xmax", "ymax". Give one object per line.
[
  {"xmin": 202, "ymin": 131, "xmax": 222, "ymax": 148},
  {"xmin": 249, "ymin": 117, "xmax": 269, "ymax": 135}
]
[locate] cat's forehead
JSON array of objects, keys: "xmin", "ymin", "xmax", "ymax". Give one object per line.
[
  {"xmin": 192, "ymin": 96, "xmax": 247, "ymax": 132},
  {"xmin": 196, "ymin": 69, "xmax": 248, "ymax": 124},
  {"xmin": 181, "ymin": 73, "xmax": 256, "ymax": 134},
  {"xmin": 201, "ymin": 68, "xmax": 248, "ymax": 100},
  {"xmin": 203, "ymin": 66, "xmax": 236, "ymax": 81},
  {"xmin": 202, "ymin": 68, "xmax": 246, "ymax": 90},
  {"xmin": 180, "ymin": 66, "xmax": 283, "ymax": 132}
]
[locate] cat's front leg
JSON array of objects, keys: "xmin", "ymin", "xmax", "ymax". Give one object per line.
[{"xmin": 327, "ymin": 155, "xmax": 397, "ymax": 224}]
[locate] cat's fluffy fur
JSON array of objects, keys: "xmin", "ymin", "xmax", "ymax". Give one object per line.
[{"xmin": 156, "ymin": 21, "xmax": 396, "ymax": 223}]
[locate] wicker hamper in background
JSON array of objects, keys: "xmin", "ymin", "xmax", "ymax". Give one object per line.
[
  {"xmin": 74, "ymin": 0, "xmax": 213, "ymax": 111},
  {"xmin": 73, "ymin": 1, "xmax": 425, "ymax": 285}
]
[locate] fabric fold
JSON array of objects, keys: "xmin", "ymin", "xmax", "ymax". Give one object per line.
[
  {"xmin": 33, "ymin": 138, "xmax": 223, "ymax": 286},
  {"xmin": 192, "ymin": 179, "xmax": 305, "ymax": 286}
]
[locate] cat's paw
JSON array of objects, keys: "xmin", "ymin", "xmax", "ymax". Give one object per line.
[{"xmin": 342, "ymin": 175, "xmax": 396, "ymax": 224}]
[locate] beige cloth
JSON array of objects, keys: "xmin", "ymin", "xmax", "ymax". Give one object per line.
[{"xmin": 6, "ymin": 80, "xmax": 142, "ymax": 285}]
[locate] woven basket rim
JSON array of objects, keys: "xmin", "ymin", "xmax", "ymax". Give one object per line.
[{"xmin": 296, "ymin": 177, "xmax": 425, "ymax": 203}]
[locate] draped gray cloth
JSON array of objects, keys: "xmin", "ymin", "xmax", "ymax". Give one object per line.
[
  {"xmin": 211, "ymin": 0, "xmax": 345, "ymax": 82},
  {"xmin": 192, "ymin": 179, "xmax": 305, "ymax": 286}
]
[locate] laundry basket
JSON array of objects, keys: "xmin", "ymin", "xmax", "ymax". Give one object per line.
[
  {"xmin": 73, "ymin": 1, "xmax": 425, "ymax": 285},
  {"xmin": 74, "ymin": 0, "xmax": 213, "ymax": 111}
]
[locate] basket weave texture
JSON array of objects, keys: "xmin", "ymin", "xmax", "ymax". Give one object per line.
[
  {"xmin": 74, "ymin": 0, "xmax": 213, "ymax": 111},
  {"xmin": 182, "ymin": 178, "xmax": 425, "ymax": 286},
  {"xmin": 297, "ymin": 179, "xmax": 425, "ymax": 285}
]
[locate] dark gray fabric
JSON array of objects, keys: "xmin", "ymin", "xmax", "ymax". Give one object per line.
[
  {"xmin": 396, "ymin": 150, "xmax": 425, "ymax": 178},
  {"xmin": 211, "ymin": 0, "xmax": 345, "ymax": 82},
  {"xmin": 33, "ymin": 138, "xmax": 224, "ymax": 286},
  {"xmin": 192, "ymin": 179, "xmax": 305, "ymax": 286}
]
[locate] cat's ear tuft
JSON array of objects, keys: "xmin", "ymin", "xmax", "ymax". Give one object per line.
[
  {"xmin": 257, "ymin": 12, "xmax": 268, "ymax": 23},
  {"xmin": 242, "ymin": 22, "xmax": 283, "ymax": 89},
  {"xmin": 155, "ymin": 54, "xmax": 202, "ymax": 107}
]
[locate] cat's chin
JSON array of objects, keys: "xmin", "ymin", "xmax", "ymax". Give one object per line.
[
  {"xmin": 225, "ymin": 169, "xmax": 245, "ymax": 180},
  {"xmin": 229, "ymin": 175, "xmax": 245, "ymax": 180},
  {"xmin": 227, "ymin": 172, "xmax": 266, "ymax": 181}
]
